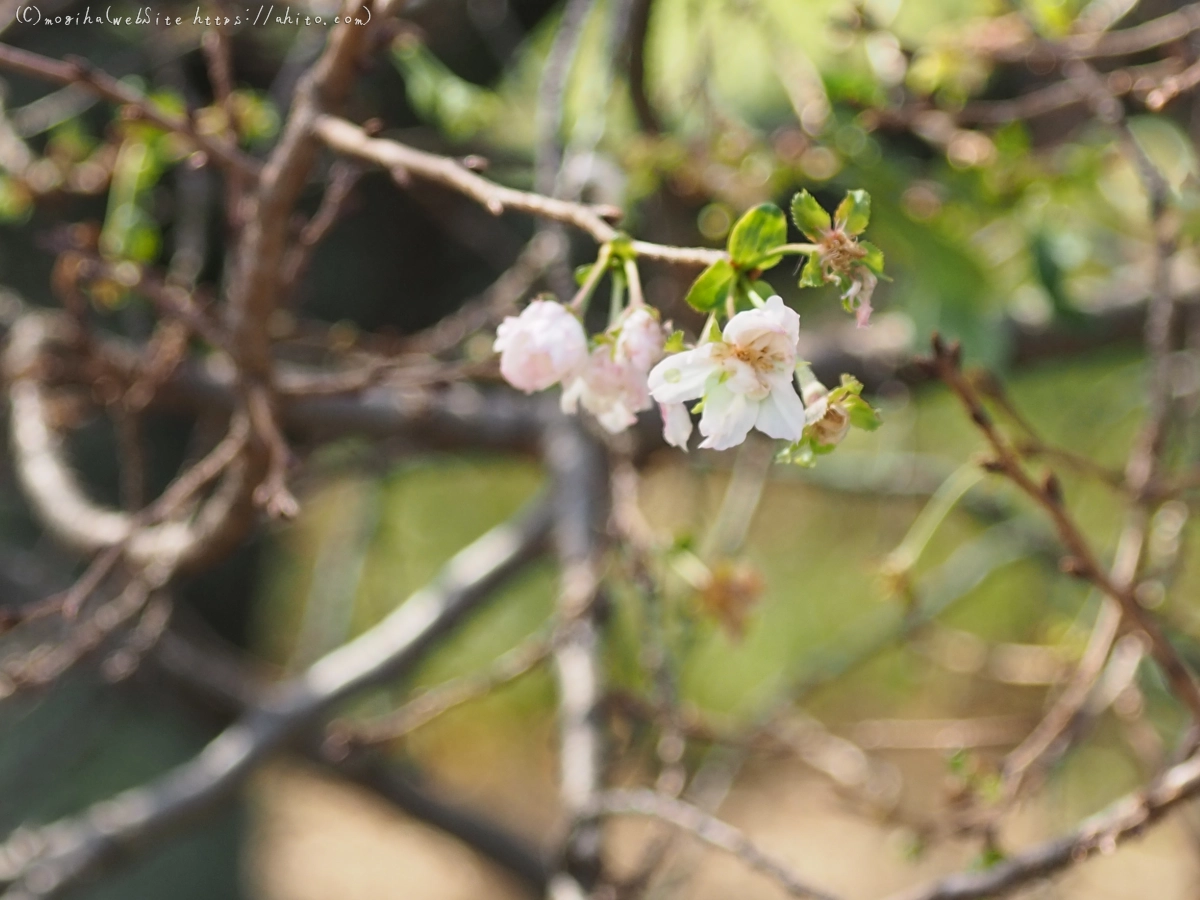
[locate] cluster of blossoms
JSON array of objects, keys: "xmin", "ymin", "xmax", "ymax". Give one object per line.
[
  {"xmin": 494, "ymin": 300, "xmax": 668, "ymax": 434},
  {"xmin": 492, "ymin": 190, "xmax": 883, "ymax": 456},
  {"xmin": 494, "ymin": 293, "xmax": 878, "ymax": 456}
]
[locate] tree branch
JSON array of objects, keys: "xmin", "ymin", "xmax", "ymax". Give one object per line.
[
  {"xmin": 0, "ymin": 44, "xmax": 257, "ymax": 177},
  {"xmin": 885, "ymin": 751, "xmax": 1200, "ymax": 900},
  {"xmin": 0, "ymin": 498, "xmax": 553, "ymax": 899},
  {"xmin": 151, "ymin": 626, "xmax": 552, "ymax": 894},
  {"xmin": 590, "ymin": 789, "xmax": 841, "ymax": 900},
  {"xmin": 543, "ymin": 418, "xmax": 610, "ymax": 899},
  {"xmin": 312, "ymin": 115, "xmax": 725, "ymax": 268}
]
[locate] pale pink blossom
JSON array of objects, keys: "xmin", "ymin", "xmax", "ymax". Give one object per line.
[
  {"xmin": 615, "ymin": 307, "xmax": 666, "ymax": 370},
  {"xmin": 493, "ymin": 300, "xmax": 588, "ymax": 393},
  {"xmin": 561, "ymin": 307, "xmax": 667, "ymax": 434},
  {"xmin": 647, "ymin": 297, "xmax": 806, "ymax": 451}
]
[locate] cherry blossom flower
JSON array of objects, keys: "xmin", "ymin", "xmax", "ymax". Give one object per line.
[
  {"xmin": 561, "ymin": 307, "xmax": 667, "ymax": 433},
  {"xmin": 647, "ymin": 296, "xmax": 807, "ymax": 451},
  {"xmin": 493, "ymin": 300, "xmax": 588, "ymax": 393}
]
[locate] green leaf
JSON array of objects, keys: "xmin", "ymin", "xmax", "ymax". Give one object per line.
[
  {"xmin": 727, "ymin": 203, "xmax": 787, "ymax": 268},
  {"xmin": 791, "ymin": 190, "xmax": 831, "ymax": 241},
  {"xmin": 799, "ymin": 254, "xmax": 826, "ymax": 288},
  {"xmin": 835, "ymin": 189, "xmax": 871, "ymax": 235},
  {"xmin": 859, "ymin": 241, "xmax": 887, "ymax": 277},
  {"xmin": 685, "ymin": 259, "xmax": 735, "ymax": 311}
]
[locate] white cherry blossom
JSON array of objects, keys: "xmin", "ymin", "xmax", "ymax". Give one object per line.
[
  {"xmin": 493, "ymin": 300, "xmax": 588, "ymax": 393},
  {"xmin": 647, "ymin": 296, "xmax": 807, "ymax": 451}
]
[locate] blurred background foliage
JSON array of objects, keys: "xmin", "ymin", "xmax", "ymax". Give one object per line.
[{"xmin": 3, "ymin": 0, "xmax": 1200, "ymax": 896}]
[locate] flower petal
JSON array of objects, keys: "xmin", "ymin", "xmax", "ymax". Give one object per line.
[
  {"xmin": 698, "ymin": 384, "xmax": 759, "ymax": 450},
  {"xmin": 755, "ymin": 374, "xmax": 806, "ymax": 441},
  {"xmin": 722, "ymin": 296, "xmax": 800, "ymax": 348},
  {"xmin": 648, "ymin": 345, "xmax": 718, "ymax": 404},
  {"xmin": 660, "ymin": 402, "xmax": 693, "ymax": 449}
]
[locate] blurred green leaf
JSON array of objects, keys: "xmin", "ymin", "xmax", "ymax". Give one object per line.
[
  {"xmin": 791, "ymin": 190, "xmax": 831, "ymax": 240},
  {"xmin": 686, "ymin": 259, "xmax": 735, "ymax": 311},
  {"xmin": 835, "ymin": 189, "xmax": 871, "ymax": 234},
  {"xmin": 728, "ymin": 203, "xmax": 787, "ymax": 268}
]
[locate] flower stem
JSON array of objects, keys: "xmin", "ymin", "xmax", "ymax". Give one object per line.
[
  {"xmin": 608, "ymin": 265, "xmax": 627, "ymax": 327},
  {"xmin": 747, "ymin": 243, "xmax": 817, "ymax": 268},
  {"xmin": 624, "ymin": 257, "xmax": 645, "ymax": 307},
  {"xmin": 569, "ymin": 242, "xmax": 613, "ymax": 314}
]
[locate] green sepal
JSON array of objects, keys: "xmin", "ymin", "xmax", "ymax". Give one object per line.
[
  {"xmin": 859, "ymin": 241, "xmax": 888, "ymax": 277},
  {"xmin": 835, "ymin": 189, "xmax": 871, "ymax": 235},
  {"xmin": 703, "ymin": 315, "xmax": 723, "ymax": 344},
  {"xmin": 574, "ymin": 263, "xmax": 595, "ymax": 286},
  {"xmin": 685, "ymin": 259, "xmax": 735, "ymax": 311},
  {"xmin": 799, "ymin": 253, "xmax": 826, "ymax": 288},
  {"xmin": 791, "ymin": 190, "xmax": 831, "ymax": 241},
  {"xmin": 777, "ymin": 434, "xmax": 835, "ymax": 467},
  {"xmin": 829, "ymin": 375, "xmax": 881, "ymax": 431},
  {"xmin": 727, "ymin": 203, "xmax": 787, "ymax": 269},
  {"xmin": 664, "ymin": 329, "xmax": 687, "ymax": 354}
]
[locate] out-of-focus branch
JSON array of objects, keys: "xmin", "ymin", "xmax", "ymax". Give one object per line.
[
  {"xmin": 281, "ymin": 160, "xmax": 363, "ymax": 298},
  {"xmin": 0, "ymin": 499, "xmax": 553, "ymax": 899},
  {"xmin": 312, "ymin": 115, "xmax": 724, "ymax": 268},
  {"xmin": 224, "ymin": 0, "xmax": 371, "ymax": 383},
  {"xmin": 622, "ymin": 0, "xmax": 661, "ymax": 133},
  {"xmin": 0, "ymin": 43, "xmax": 257, "ymax": 177},
  {"xmin": 3, "ymin": 312, "xmax": 254, "ymax": 573},
  {"xmin": 925, "ymin": 336, "xmax": 1200, "ymax": 721},
  {"xmin": 884, "ymin": 750, "xmax": 1200, "ymax": 900},
  {"xmin": 152, "ymin": 626, "xmax": 551, "ymax": 894},
  {"xmin": 991, "ymin": 3, "xmax": 1200, "ymax": 62},
  {"xmin": 590, "ymin": 789, "xmax": 841, "ymax": 900},
  {"xmin": 543, "ymin": 418, "xmax": 610, "ymax": 900},
  {"xmin": 995, "ymin": 91, "xmax": 1186, "ymax": 801},
  {"xmin": 332, "ymin": 627, "xmax": 556, "ymax": 747},
  {"xmin": 400, "ymin": 232, "xmax": 565, "ymax": 356}
]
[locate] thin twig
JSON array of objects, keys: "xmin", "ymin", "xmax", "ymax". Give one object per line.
[
  {"xmin": 926, "ymin": 336, "xmax": 1200, "ymax": 722},
  {"xmin": 0, "ymin": 44, "xmax": 256, "ymax": 177},
  {"xmin": 884, "ymin": 750, "xmax": 1200, "ymax": 900},
  {"xmin": 590, "ymin": 789, "xmax": 841, "ymax": 900},
  {"xmin": 312, "ymin": 115, "xmax": 724, "ymax": 268}
]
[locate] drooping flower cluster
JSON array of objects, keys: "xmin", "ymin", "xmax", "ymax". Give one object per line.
[
  {"xmin": 493, "ymin": 300, "xmax": 669, "ymax": 434},
  {"xmin": 492, "ymin": 191, "xmax": 885, "ymax": 454}
]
